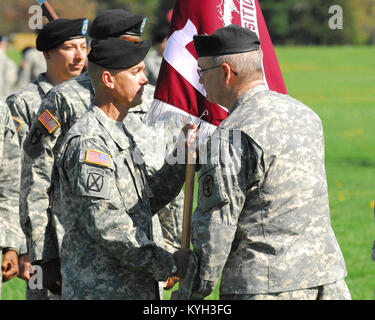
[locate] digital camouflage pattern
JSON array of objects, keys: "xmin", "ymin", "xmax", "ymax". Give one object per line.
[
  {"xmin": 16, "ymin": 48, "xmax": 47, "ymax": 90},
  {"xmin": 56, "ymin": 106, "xmax": 184, "ymax": 299},
  {"xmin": 177, "ymin": 85, "xmax": 348, "ymax": 300},
  {"xmin": 0, "ymin": 100, "xmax": 27, "ymax": 297},
  {"xmin": 0, "ymin": 50, "xmax": 19, "ymax": 101},
  {"xmin": 22, "ymin": 71, "xmax": 183, "ymax": 267},
  {"xmin": 6, "ymin": 73, "xmax": 53, "ymax": 147},
  {"xmin": 220, "ymin": 279, "xmax": 351, "ymax": 300},
  {"xmin": 5, "ymin": 72, "xmax": 55, "ymax": 300},
  {"xmin": 144, "ymin": 49, "xmax": 162, "ymax": 86}
]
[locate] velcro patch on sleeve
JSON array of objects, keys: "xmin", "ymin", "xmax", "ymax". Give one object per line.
[
  {"xmin": 85, "ymin": 149, "xmax": 111, "ymax": 167},
  {"xmin": 38, "ymin": 109, "xmax": 60, "ymax": 133},
  {"xmin": 12, "ymin": 117, "xmax": 23, "ymax": 132}
]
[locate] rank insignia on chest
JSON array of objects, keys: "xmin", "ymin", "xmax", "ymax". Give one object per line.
[
  {"xmin": 85, "ymin": 149, "xmax": 111, "ymax": 167},
  {"xmin": 12, "ymin": 117, "xmax": 23, "ymax": 132},
  {"xmin": 38, "ymin": 109, "xmax": 60, "ymax": 133}
]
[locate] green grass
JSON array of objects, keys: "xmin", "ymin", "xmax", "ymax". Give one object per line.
[
  {"xmin": 3, "ymin": 46, "xmax": 375, "ymax": 300},
  {"xmin": 276, "ymin": 46, "xmax": 375, "ymax": 300}
]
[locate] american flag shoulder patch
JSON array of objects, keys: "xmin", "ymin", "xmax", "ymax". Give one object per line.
[
  {"xmin": 38, "ymin": 109, "xmax": 60, "ymax": 133},
  {"xmin": 12, "ymin": 117, "xmax": 23, "ymax": 132},
  {"xmin": 85, "ymin": 149, "xmax": 111, "ymax": 167}
]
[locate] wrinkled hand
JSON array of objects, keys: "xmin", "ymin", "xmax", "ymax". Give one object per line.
[
  {"xmin": 164, "ymin": 276, "xmax": 179, "ymax": 290},
  {"xmin": 18, "ymin": 253, "xmax": 32, "ymax": 281},
  {"xmin": 173, "ymin": 248, "xmax": 192, "ymax": 279},
  {"xmin": 2, "ymin": 250, "xmax": 19, "ymax": 282}
]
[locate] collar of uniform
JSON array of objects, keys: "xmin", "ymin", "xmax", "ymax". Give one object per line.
[
  {"xmin": 91, "ymin": 105, "xmax": 130, "ymax": 151},
  {"xmin": 37, "ymin": 73, "xmax": 54, "ymax": 95},
  {"xmin": 229, "ymin": 84, "xmax": 268, "ymax": 116}
]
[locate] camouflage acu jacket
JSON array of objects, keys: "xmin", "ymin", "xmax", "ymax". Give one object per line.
[
  {"xmin": 178, "ymin": 85, "xmax": 347, "ymax": 299},
  {"xmin": 56, "ymin": 106, "xmax": 184, "ymax": 299},
  {"xmin": 6, "ymin": 73, "xmax": 53, "ymax": 147},
  {"xmin": 0, "ymin": 100, "xmax": 26, "ymax": 254},
  {"xmin": 22, "ymin": 71, "xmax": 182, "ymax": 264}
]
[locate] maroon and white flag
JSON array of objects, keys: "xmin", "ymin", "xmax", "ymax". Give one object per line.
[{"xmin": 145, "ymin": 0, "xmax": 287, "ymax": 141}]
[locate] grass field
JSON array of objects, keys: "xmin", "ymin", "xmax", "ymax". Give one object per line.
[{"xmin": 2, "ymin": 46, "xmax": 375, "ymax": 300}]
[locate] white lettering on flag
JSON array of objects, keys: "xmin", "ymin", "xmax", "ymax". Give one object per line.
[{"xmin": 240, "ymin": 0, "xmax": 268, "ymax": 88}]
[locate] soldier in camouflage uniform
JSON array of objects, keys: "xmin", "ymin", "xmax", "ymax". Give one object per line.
[
  {"xmin": 0, "ymin": 36, "xmax": 19, "ymax": 101},
  {"xmin": 23, "ymin": 9, "xmax": 183, "ymax": 297},
  {"xmin": 144, "ymin": 27, "xmax": 168, "ymax": 86},
  {"xmin": 0, "ymin": 100, "xmax": 27, "ymax": 298},
  {"xmin": 174, "ymin": 25, "xmax": 350, "ymax": 300},
  {"xmin": 56, "ymin": 38, "xmax": 191, "ymax": 299},
  {"xmin": 16, "ymin": 47, "xmax": 47, "ymax": 89},
  {"xmin": 8, "ymin": 18, "xmax": 88, "ymax": 300}
]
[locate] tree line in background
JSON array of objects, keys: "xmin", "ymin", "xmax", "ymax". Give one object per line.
[{"xmin": 0, "ymin": 0, "xmax": 374, "ymax": 45}]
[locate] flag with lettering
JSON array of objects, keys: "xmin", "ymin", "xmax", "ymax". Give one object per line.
[{"xmin": 144, "ymin": 0, "xmax": 287, "ymax": 141}]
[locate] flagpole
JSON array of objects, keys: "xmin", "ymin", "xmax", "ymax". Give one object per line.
[{"xmin": 179, "ymin": 148, "xmax": 197, "ymax": 288}]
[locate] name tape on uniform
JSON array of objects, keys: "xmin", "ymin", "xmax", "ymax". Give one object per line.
[{"xmin": 85, "ymin": 149, "xmax": 111, "ymax": 167}]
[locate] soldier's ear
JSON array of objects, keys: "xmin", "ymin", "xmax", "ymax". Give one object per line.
[
  {"xmin": 222, "ymin": 63, "xmax": 232, "ymax": 85},
  {"xmin": 102, "ymin": 70, "xmax": 115, "ymax": 89}
]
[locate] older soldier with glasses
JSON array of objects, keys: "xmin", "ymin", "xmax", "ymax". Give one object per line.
[{"xmin": 173, "ymin": 24, "xmax": 351, "ymax": 300}]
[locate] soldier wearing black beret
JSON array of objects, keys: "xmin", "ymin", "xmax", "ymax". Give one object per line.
[
  {"xmin": 173, "ymin": 24, "xmax": 350, "ymax": 301},
  {"xmin": 20, "ymin": 9, "xmax": 185, "ymax": 301},
  {"xmin": 55, "ymin": 38, "xmax": 194, "ymax": 299},
  {"xmin": 5, "ymin": 17, "xmax": 88, "ymax": 300},
  {"xmin": 89, "ymin": 9, "xmax": 147, "ymax": 43}
]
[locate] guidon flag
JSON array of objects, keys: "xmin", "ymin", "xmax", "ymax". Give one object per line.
[{"xmin": 144, "ymin": 0, "xmax": 287, "ymax": 142}]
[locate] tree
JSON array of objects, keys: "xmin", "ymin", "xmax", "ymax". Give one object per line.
[
  {"xmin": 350, "ymin": 0, "xmax": 375, "ymax": 44},
  {"xmin": 0, "ymin": 0, "xmax": 98, "ymax": 34},
  {"xmin": 259, "ymin": 0, "xmax": 358, "ymax": 45}
]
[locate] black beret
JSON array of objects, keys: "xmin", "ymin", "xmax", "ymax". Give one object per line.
[
  {"xmin": 88, "ymin": 38, "xmax": 151, "ymax": 69},
  {"xmin": 36, "ymin": 18, "xmax": 88, "ymax": 51},
  {"xmin": 193, "ymin": 24, "xmax": 260, "ymax": 57},
  {"xmin": 89, "ymin": 9, "xmax": 147, "ymax": 39}
]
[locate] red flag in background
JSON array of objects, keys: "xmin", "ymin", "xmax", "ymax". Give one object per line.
[{"xmin": 145, "ymin": 0, "xmax": 287, "ymax": 141}]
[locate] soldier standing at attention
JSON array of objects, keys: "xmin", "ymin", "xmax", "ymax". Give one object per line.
[
  {"xmin": 0, "ymin": 35, "xmax": 19, "ymax": 101},
  {"xmin": 16, "ymin": 47, "xmax": 47, "ymax": 89},
  {"xmin": 22, "ymin": 9, "xmax": 184, "ymax": 297},
  {"xmin": 0, "ymin": 100, "xmax": 27, "ymax": 298},
  {"xmin": 7, "ymin": 18, "xmax": 88, "ymax": 300},
  {"xmin": 56, "ymin": 38, "xmax": 192, "ymax": 299},
  {"xmin": 173, "ymin": 25, "xmax": 351, "ymax": 300},
  {"xmin": 7, "ymin": 18, "xmax": 88, "ymax": 147}
]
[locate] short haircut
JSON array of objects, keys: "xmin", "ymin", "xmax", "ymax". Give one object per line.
[{"xmin": 210, "ymin": 49, "xmax": 264, "ymax": 82}]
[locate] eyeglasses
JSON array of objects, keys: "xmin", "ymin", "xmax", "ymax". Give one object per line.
[{"xmin": 197, "ymin": 64, "xmax": 238, "ymax": 77}]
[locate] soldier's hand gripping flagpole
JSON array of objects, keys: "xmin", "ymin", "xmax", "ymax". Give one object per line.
[{"xmin": 37, "ymin": 0, "xmax": 59, "ymax": 21}]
